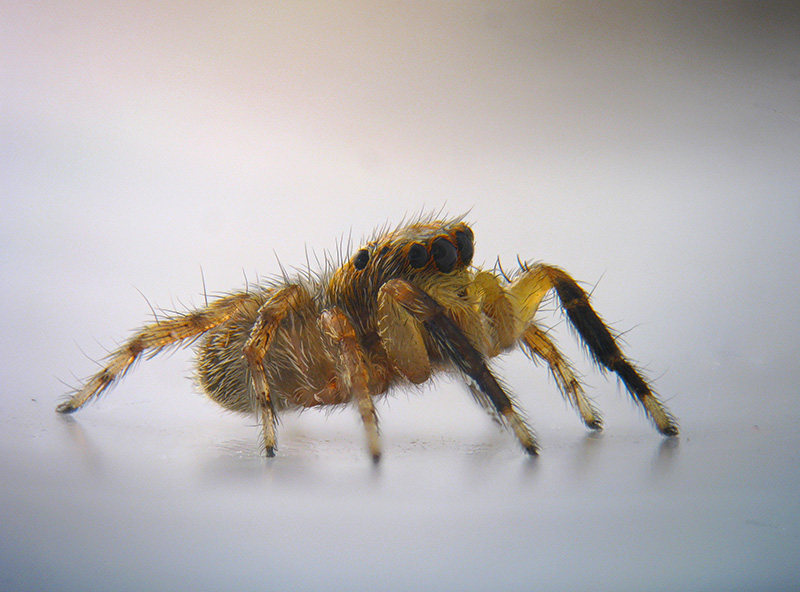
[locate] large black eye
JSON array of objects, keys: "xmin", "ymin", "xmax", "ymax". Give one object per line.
[
  {"xmin": 353, "ymin": 249, "xmax": 369, "ymax": 270},
  {"xmin": 455, "ymin": 229, "xmax": 474, "ymax": 266},
  {"xmin": 408, "ymin": 243, "xmax": 429, "ymax": 268},
  {"xmin": 431, "ymin": 237, "xmax": 458, "ymax": 273}
]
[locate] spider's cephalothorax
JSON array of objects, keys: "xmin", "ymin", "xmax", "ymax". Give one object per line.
[
  {"xmin": 57, "ymin": 215, "xmax": 678, "ymax": 461},
  {"xmin": 329, "ymin": 220, "xmax": 482, "ymax": 357}
]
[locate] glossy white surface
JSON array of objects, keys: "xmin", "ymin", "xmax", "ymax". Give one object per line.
[{"xmin": 3, "ymin": 2, "xmax": 799, "ymax": 590}]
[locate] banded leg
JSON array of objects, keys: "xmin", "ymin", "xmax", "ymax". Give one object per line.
[
  {"xmin": 520, "ymin": 325, "xmax": 602, "ymax": 430},
  {"xmin": 243, "ymin": 285, "xmax": 313, "ymax": 457},
  {"xmin": 320, "ymin": 308, "xmax": 381, "ymax": 463},
  {"xmin": 57, "ymin": 292, "xmax": 258, "ymax": 414},
  {"xmin": 380, "ymin": 278, "xmax": 538, "ymax": 455},
  {"xmin": 514, "ymin": 264, "xmax": 679, "ymax": 436}
]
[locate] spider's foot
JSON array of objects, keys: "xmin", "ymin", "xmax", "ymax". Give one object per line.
[
  {"xmin": 364, "ymin": 425, "xmax": 382, "ymax": 464},
  {"xmin": 55, "ymin": 401, "xmax": 78, "ymax": 414},
  {"xmin": 651, "ymin": 406, "xmax": 679, "ymax": 437},
  {"xmin": 585, "ymin": 417, "xmax": 604, "ymax": 431},
  {"xmin": 523, "ymin": 442, "xmax": 540, "ymax": 457},
  {"xmin": 264, "ymin": 445, "xmax": 276, "ymax": 458},
  {"xmin": 505, "ymin": 411, "xmax": 539, "ymax": 456},
  {"xmin": 659, "ymin": 423, "xmax": 679, "ymax": 437}
]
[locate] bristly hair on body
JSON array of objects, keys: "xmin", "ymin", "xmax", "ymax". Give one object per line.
[{"xmin": 57, "ymin": 212, "xmax": 677, "ymax": 461}]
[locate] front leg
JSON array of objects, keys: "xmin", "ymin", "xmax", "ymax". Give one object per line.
[
  {"xmin": 521, "ymin": 325, "xmax": 602, "ymax": 430},
  {"xmin": 513, "ymin": 264, "xmax": 679, "ymax": 437},
  {"xmin": 379, "ymin": 279, "xmax": 539, "ymax": 456}
]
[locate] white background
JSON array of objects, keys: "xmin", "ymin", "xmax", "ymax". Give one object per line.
[{"xmin": 2, "ymin": 2, "xmax": 799, "ymax": 590}]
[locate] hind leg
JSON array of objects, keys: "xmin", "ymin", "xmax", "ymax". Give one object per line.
[{"xmin": 57, "ymin": 292, "xmax": 259, "ymax": 414}]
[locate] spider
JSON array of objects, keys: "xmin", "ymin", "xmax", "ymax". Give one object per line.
[{"xmin": 57, "ymin": 215, "xmax": 678, "ymax": 461}]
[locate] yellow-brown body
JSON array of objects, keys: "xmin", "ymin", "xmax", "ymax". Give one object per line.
[{"xmin": 58, "ymin": 215, "xmax": 678, "ymax": 461}]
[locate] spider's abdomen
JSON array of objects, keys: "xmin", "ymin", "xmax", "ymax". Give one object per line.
[
  {"xmin": 196, "ymin": 295, "xmax": 264, "ymax": 414},
  {"xmin": 196, "ymin": 285, "xmax": 356, "ymax": 413}
]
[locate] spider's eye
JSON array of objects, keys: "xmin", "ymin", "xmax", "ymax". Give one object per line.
[
  {"xmin": 408, "ymin": 243, "xmax": 429, "ymax": 268},
  {"xmin": 431, "ymin": 237, "xmax": 458, "ymax": 273},
  {"xmin": 353, "ymin": 249, "xmax": 370, "ymax": 270},
  {"xmin": 455, "ymin": 229, "xmax": 474, "ymax": 266}
]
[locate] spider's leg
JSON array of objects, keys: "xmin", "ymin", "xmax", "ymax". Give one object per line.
[
  {"xmin": 521, "ymin": 325, "xmax": 602, "ymax": 430},
  {"xmin": 519, "ymin": 264, "xmax": 678, "ymax": 436},
  {"xmin": 380, "ymin": 278, "xmax": 538, "ymax": 456},
  {"xmin": 474, "ymin": 269, "xmax": 601, "ymax": 430},
  {"xmin": 243, "ymin": 284, "xmax": 313, "ymax": 457},
  {"xmin": 320, "ymin": 308, "xmax": 381, "ymax": 463},
  {"xmin": 57, "ymin": 292, "xmax": 258, "ymax": 414}
]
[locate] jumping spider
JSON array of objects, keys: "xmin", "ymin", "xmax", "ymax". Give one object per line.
[{"xmin": 58, "ymin": 215, "xmax": 678, "ymax": 461}]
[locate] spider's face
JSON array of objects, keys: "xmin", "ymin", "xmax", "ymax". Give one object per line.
[
  {"xmin": 351, "ymin": 219, "xmax": 474, "ymax": 277},
  {"xmin": 328, "ymin": 218, "xmax": 475, "ymax": 314}
]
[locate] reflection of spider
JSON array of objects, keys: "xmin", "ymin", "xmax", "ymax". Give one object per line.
[{"xmin": 58, "ymin": 215, "xmax": 678, "ymax": 461}]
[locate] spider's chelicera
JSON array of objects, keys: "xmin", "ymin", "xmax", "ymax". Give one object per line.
[{"xmin": 58, "ymin": 215, "xmax": 678, "ymax": 461}]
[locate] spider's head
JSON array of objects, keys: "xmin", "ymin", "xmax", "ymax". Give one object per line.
[
  {"xmin": 349, "ymin": 219, "xmax": 474, "ymax": 276},
  {"xmin": 328, "ymin": 217, "xmax": 475, "ymax": 314}
]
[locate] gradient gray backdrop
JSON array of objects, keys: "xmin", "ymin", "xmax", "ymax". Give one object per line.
[{"xmin": 3, "ymin": 2, "xmax": 799, "ymax": 591}]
